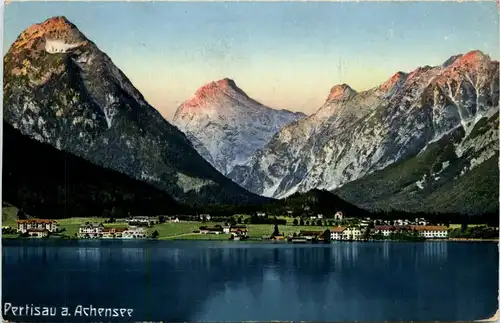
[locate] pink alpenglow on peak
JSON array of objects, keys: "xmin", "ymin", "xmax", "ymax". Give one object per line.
[
  {"xmin": 184, "ymin": 78, "xmax": 249, "ymax": 108},
  {"xmin": 379, "ymin": 71, "xmax": 408, "ymax": 93},
  {"xmin": 451, "ymin": 50, "xmax": 491, "ymax": 69},
  {"xmin": 326, "ymin": 84, "xmax": 357, "ymax": 102},
  {"xmin": 12, "ymin": 16, "xmax": 88, "ymax": 53}
]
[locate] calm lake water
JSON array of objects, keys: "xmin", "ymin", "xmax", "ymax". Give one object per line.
[{"xmin": 2, "ymin": 240, "xmax": 498, "ymax": 322}]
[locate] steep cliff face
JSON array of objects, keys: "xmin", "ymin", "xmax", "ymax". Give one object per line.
[
  {"xmin": 4, "ymin": 16, "xmax": 267, "ymax": 207},
  {"xmin": 173, "ymin": 78, "xmax": 305, "ymax": 175},
  {"xmin": 229, "ymin": 51, "xmax": 499, "ymax": 204}
]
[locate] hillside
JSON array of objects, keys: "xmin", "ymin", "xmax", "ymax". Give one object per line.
[
  {"xmin": 335, "ymin": 112, "xmax": 499, "ymax": 215},
  {"xmin": 2, "ymin": 121, "xmax": 190, "ymax": 219}
]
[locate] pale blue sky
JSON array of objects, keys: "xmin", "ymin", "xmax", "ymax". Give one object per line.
[{"xmin": 4, "ymin": 1, "xmax": 499, "ymax": 118}]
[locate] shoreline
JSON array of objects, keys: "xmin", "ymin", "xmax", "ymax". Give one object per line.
[{"xmin": 3, "ymin": 236, "xmax": 498, "ymax": 243}]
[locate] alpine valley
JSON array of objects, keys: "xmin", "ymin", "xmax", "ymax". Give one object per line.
[
  {"xmin": 227, "ymin": 50, "xmax": 499, "ymax": 214},
  {"xmin": 3, "ymin": 16, "xmax": 271, "ymax": 208}
]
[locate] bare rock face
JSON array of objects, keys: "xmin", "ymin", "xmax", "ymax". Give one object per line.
[
  {"xmin": 173, "ymin": 78, "xmax": 305, "ymax": 175},
  {"xmin": 4, "ymin": 16, "xmax": 266, "ymax": 207},
  {"xmin": 229, "ymin": 50, "xmax": 499, "ymax": 205}
]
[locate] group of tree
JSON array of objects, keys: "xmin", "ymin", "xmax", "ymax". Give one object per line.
[{"xmin": 449, "ymin": 226, "xmax": 499, "ymax": 239}]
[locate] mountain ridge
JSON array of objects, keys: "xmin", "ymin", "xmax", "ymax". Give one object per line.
[{"xmin": 228, "ymin": 50, "xmax": 499, "ymax": 215}]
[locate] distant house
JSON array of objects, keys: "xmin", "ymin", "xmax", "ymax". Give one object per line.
[
  {"xmin": 230, "ymin": 225, "xmax": 248, "ymax": 237},
  {"xmin": 223, "ymin": 225, "xmax": 231, "ymax": 234},
  {"xmin": 298, "ymin": 230, "xmax": 323, "ymax": 241},
  {"xmin": 127, "ymin": 216, "xmax": 155, "ymax": 227},
  {"xmin": 414, "ymin": 218, "xmax": 428, "ymax": 225},
  {"xmin": 199, "ymin": 226, "xmax": 223, "ymax": 234},
  {"xmin": 256, "ymin": 212, "xmax": 266, "ymax": 217},
  {"xmin": 122, "ymin": 226, "xmax": 148, "ymax": 239},
  {"xmin": 102, "ymin": 227, "xmax": 127, "ymax": 239},
  {"xmin": 286, "ymin": 210, "xmax": 293, "ymax": 216},
  {"xmin": 334, "ymin": 211, "xmax": 344, "ymax": 221},
  {"xmin": 17, "ymin": 219, "xmax": 59, "ymax": 234},
  {"xmin": 78, "ymin": 222, "xmax": 105, "ymax": 238},
  {"xmin": 198, "ymin": 214, "xmax": 211, "ymax": 221},
  {"xmin": 298, "ymin": 230, "xmax": 330, "ymax": 242},
  {"xmin": 394, "ymin": 219, "xmax": 411, "ymax": 226},
  {"xmin": 374, "ymin": 225, "xmax": 394, "ymax": 237},
  {"xmin": 168, "ymin": 217, "xmax": 180, "ymax": 223},
  {"xmin": 410, "ymin": 225, "xmax": 449, "ymax": 239},
  {"xmin": 310, "ymin": 216, "xmax": 317, "ymax": 220},
  {"xmin": 317, "ymin": 214, "xmax": 324, "ymax": 219},
  {"xmin": 26, "ymin": 229, "xmax": 49, "ymax": 238},
  {"xmin": 359, "ymin": 220, "xmax": 370, "ymax": 227},
  {"xmin": 344, "ymin": 227, "xmax": 362, "ymax": 240},
  {"xmin": 330, "ymin": 227, "xmax": 346, "ymax": 240}
]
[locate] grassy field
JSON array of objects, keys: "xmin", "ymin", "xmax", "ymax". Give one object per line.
[
  {"xmin": 5, "ymin": 213, "xmax": 487, "ymax": 241},
  {"xmin": 448, "ymin": 224, "xmax": 485, "ymax": 229},
  {"xmin": 3, "ymin": 213, "xmax": 330, "ymax": 240},
  {"xmin": 2, "ymin": 204, "xmax": 19, "ymax": 227}
]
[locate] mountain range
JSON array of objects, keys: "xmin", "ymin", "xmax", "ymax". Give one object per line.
[
  {"xmin": 3, "ymin": 16, "xmax": 498, "ymax": 216},
  {"xmin": 173, "ymin": 78, "xmax": 305, "ymax": 175},
  {"xmin": 3, "ymin": 16, "xmax": 267, "ymax": 208},
  {"xmin": 226, "ymin": 50, "xmax": 498, "ymax": 214}
]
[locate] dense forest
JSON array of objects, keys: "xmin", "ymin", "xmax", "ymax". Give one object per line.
[{"xmin": 3, "ymin": 122, "xmax": 190, "ymax": 219}]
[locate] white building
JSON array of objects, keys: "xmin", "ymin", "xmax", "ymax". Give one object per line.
[
  {"xmin": 122, "ymin": 226, "xmax": 147, "ymax": 239},
  {"xmin": 127, "ymin": 216, "xmax": 155, "ymax": 226},
  {"xmin": 412, "ymin": 226, "xmax": 449, "ymax": 239},
  {"xmin": 199, "ymin": 214, "xmax": 211, "ymax": 221},
  {"xmin": 78, "ymin": 222, "xmax": 105, "ymax": 238},
  {"xmin": 256, "ymin": 212, "xmax": 266, "ymax": 217},
  {"xmin": 26, "ymin": 229, "xmax": 49, "ymax": 238},
  {"xmin": 334, "ymin": 211, "xmax": 344, "ymax": 221},
  {"xmin": 330, "ymin": 227, "xmax": 346, "ymax": 240},
  {"xmin": 317, "ymin": 214, "xmax": 324, "ymax": 219},
  {"xmin": 17, "ymin": 219, "xmax": 59, "ymax": 233},
  {"xmin": 415, "ymin": 218, "xmax": 429, "ymax": 225},
  {"xmin": 344, "ymin": 227, "xmax": 362, "ymax": 240},
  {"xmin": 223, "ymin": 225, "xmax": 231, "ymax": 234},
  {"xmin": 374, "ymin": 225, "xmax": 394, "ymax": 237}
]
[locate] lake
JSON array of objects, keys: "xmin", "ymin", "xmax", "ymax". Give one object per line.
[{"xmin": 2, "ymin": 240, "xmax": 498, "ymax": 322}]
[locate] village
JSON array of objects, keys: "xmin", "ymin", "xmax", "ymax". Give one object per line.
[{"xmin": 3, "ymin": 209, "xmax": 489, "ymax": 241}]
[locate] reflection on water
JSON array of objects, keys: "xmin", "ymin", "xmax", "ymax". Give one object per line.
[{"xmin": 2, "ymin": 240, "xmax": 498, "ymax": 322}]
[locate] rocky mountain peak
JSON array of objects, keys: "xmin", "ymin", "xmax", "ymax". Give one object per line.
[
  {"xmin": 183, "ymin": 78, "xmax": 248, "ymax": 108},
  {"xmin": 326, "ymin": 84, "xmax": 357, "ymax": 102},
  {"xmin": 379, "ymin": 71, "xmax": 408, "ymax": 93},
  {"xmin": 11, "ymin": 16, "xmax": 88, "ymax": 53},
  {"xmin": 444, "ymin": 50, "xmax": 493, "ymax": 71}
]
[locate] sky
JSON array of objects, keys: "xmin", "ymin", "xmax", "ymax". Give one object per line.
[{"xmin": 4, "ymin": 1, "xmax": 499, "ymax": 119}]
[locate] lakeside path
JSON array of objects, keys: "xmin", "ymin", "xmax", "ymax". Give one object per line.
[{"xmin": 159, "ymin": 233, "xmax": 199, "ymax": 240}]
